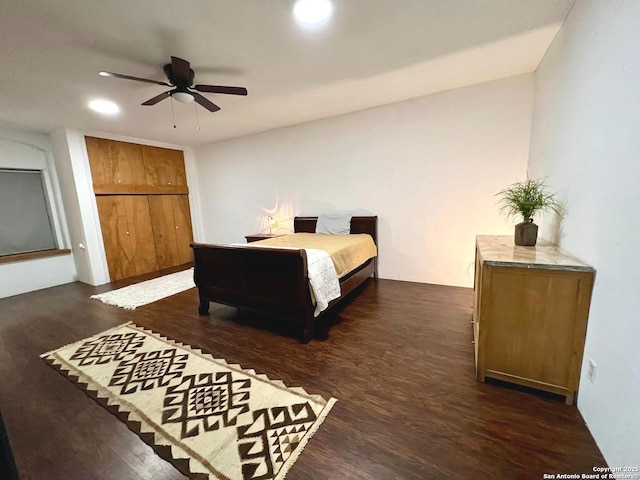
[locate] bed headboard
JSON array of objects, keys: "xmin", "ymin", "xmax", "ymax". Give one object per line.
[{"xmin": 294, "ymin": 216, "xmax": 378, "ymax": 246}]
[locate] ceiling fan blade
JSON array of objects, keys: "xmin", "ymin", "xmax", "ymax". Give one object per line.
[
  {"xmin": 171, "ymin": 56, "xmax": 192, "ymax": 85},
  {"xmin": 192, "ymin": 92, "xmax": 221, "ymax": 112},
  {"xmin": 99, "ymin": 71, "xmax": 170, "ymax": 87},
  {"xmin": 142, "ymin": 91, "xmax": 171, "ymax": 106},
  {"xmin": 193, "ymin": 85, "xmax": 248, "ymax": 96}
]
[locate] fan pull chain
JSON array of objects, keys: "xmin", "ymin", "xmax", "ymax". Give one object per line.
[
  {"xmin": 170, "ymin": 97, "xmax": 177, "ymax": 128},
  {"xmin": 194, "ymin": 101, "xmax": 201, "ymax": 130}
]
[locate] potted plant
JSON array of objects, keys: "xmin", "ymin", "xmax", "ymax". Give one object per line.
[{"xmin": 496, "ymin": 177, "xmax": 561, "ymax": 246}]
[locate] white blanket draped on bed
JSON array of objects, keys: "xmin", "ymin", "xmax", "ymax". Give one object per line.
[
  {"xmin": 304, "ymin": 248, "xmax": 341, "ymax": 316},
  {"xmin": 230, "ymin": 243, "xmax": 341, "ymax": 316}
]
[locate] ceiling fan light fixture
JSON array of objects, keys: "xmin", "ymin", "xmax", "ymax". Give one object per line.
[
  {"xmin": 172, "ymin": 91, "xmax": 194, "ymax": 103},
  {"xmin": 293, "ymin": 0, "xmax": 333, "ymax": 26},
  {"xmin": 88, "ymin": 99, "xmax": 119, "ymax": 115}
]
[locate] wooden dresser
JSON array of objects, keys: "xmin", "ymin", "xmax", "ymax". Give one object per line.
[{"xmin": 473, "ymin": 235, "xmax": 595, "ymax": 404}]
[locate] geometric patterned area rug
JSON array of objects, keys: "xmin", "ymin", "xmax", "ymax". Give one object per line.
[
  {"xmin": 90, "ymin": 268, "xmax": 195, "ymax": 310},
  {"xmin": 41, "ymin": 323, "xmax": 336, "ymax": 480}
]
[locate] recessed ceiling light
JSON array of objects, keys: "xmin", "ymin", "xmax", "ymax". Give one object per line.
[
  {"xmin": 293, "ymin": 0, "xmax": 333, "ymax": 26},
  {"xmin": 88, "ymin": 99, "xmax": 119, "ymax": 115}
]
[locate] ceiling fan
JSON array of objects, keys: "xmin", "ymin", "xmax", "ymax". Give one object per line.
[{"xmin": 99, "ymin": 56, "xmax": 247, "ymax": 112}]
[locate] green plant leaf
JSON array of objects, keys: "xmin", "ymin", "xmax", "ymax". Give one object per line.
[{"xmin": 496, "ymin": 177, "xmax": 561, "ymax": 222}]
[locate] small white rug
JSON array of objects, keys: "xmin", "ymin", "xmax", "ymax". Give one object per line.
[{"xmin": 91, "ymin": 268, "xmax": 195, "ymax": 310}]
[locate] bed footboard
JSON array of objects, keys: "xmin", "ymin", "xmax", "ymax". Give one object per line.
[{"xmin": 191, "ymin": 243, "xmax": 316, "ymax": 342}]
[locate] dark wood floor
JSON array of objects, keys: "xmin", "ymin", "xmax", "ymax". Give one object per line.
[{"xmin": 0, "ymin": 270, "xmax": 605, "ymax": 479}]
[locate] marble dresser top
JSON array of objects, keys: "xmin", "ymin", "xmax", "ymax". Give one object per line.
[{"xmin": 476, "ymin": 235, "xmax": 594, "ymax": 271}]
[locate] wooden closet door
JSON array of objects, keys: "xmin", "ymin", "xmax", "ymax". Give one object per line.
[
  {"xmin": 86, "ymin": 137, "xmax": 146, "ymax": 187},
  {"xmin": 172, "ymin": 195, "xmax": 194, "ymax": 264},
  {"xmin": 126, "ymin": 196, "xmax": 158, "ymax": 276},
  {"xmin": 148, "ymin": 195, "xmax": 193, "ymax": 268},
  {"xmin": 143, "ymin": 146, "xmax": 186, "ymax": 187},
  {"xmin": 148, "ymin": 195, "xmax": 180, "ymax": 269},
  {"xmin": 96, "ymin": 196, "xmax": 135, "ymax": 280},
  {"xmin": 96, "ymin": 196, "xmax": 158, "ymax": 280}
]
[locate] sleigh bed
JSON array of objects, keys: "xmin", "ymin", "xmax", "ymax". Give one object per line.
[{"xmin": 191, "ymin": 216, "xmax": 378, "ymax": 342}]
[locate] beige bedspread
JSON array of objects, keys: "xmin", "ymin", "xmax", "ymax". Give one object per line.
[{"xmin": 253, "ymin": 233, "xmax": 377, "ymax": 278}]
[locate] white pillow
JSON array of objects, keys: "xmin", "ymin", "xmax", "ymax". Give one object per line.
[{"xmin": 315, "ymin": 212, "xmax": 351, "ymax": 234}]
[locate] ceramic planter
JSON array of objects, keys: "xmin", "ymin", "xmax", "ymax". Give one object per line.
[{"xmin": 514, "ymin": 219, "xmax": 538, "ymax": 246}]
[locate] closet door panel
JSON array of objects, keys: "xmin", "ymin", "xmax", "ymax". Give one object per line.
[
  {"xmin": 86, "ymin": 137, "xmax": 146, "ymax": 187},
  {"xmin": 95, "ymin": 196, "xmax": 135, "ymax": 280},
  {"xmin": 125, "ymin": 196, "xmax": 158, "ymax": 275},
  {"xmin": 86, "ymin": 137, "xmax": 113, "ymax": 186},
  {"xmin": 143, "ymin": 146, "xmax": 186, "ymax": 187},
  {"xmin": 110, "ymin": 142, "xmax": 147, "ymax": 186},
  {"xmin": 148, "ymin": 195, "xmax": 180, "ymax": 269},
  {"xmin": 172, "ymin": 195, "xmax": 194, "ymax": 264}
]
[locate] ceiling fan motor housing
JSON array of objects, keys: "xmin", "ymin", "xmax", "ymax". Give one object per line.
[{"xmin": 164, "ymin": 63, "xmax": 194, "ymax": 87}]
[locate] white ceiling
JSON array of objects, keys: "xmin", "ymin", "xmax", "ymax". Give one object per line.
[{"xmin": 1, "ymin": 0, "xmax": 574, "ymax": 147}]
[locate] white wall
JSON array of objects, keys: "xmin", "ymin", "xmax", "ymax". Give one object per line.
[
  {"xmin": 0, "ymin": 127, "xmax": 77, "ymax": 298},
  {"xmin": 194, "ymin": 74, "xmax": 534, "ymax": 287},
  {"xmin": 528, "ymin": 0, "xmax": 640, "ymax": 466},
  {"xmin": 51, "ymin": 128, "xmax": 111, "ymax": 286}
]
